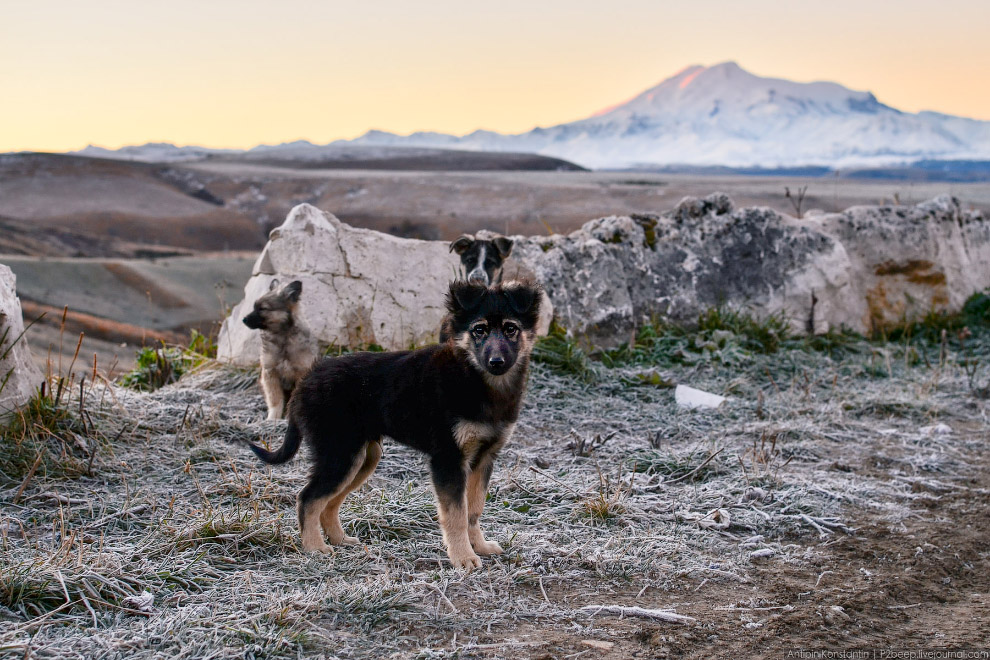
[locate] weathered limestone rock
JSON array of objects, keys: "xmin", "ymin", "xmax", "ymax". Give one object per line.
[
  {"xmin": 218, "ymin": 204, "xmax": 461, "ymax": 365},
  {"xmin": 508, "ymin": 194, "xmax": 989, "ymax": 342},
  {"xmin": 0, "ymin": 264, "xmax": 42, "ymax": 415},
  {"xmin": 220, "ymin": 196, "xmax": 990, "ymax": 364},
  {"xmin": 818, "ymin": 195, "xmax": 990, "ymax": 334}
]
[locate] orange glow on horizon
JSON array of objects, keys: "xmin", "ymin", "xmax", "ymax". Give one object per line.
[{"xmin": 2, "ymin": 0, "xmax": 989, "ymax": 153}]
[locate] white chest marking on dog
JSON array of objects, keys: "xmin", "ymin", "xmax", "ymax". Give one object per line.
[{"xmin": 453, "ymin": 420, "xmax": 499, "ymax": 456}]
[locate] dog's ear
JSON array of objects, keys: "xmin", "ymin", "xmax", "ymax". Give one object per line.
[
  {"xmin": 284, "ymin": 280, "xmax": 302, "ymax": 303},
  {"xmin": 492, "ymin": 236, "xmax": 513, "ymax": 259},
  {"xmin": 269, "ymin": 278, "xmax": 280, "ymax": 292},
  {"xmin": 503, "ymin": 282, "xmax": 541, "ymax": 317},
  {"xmin": 446, "ymin": 280, "xmax": 486, "ymax": 315},
  {"xmin": 450, "ymin": 235, "xmax": 474, "ymax": 255}
]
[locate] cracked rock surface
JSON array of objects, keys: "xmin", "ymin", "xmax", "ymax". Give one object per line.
[{"xmin": 219, "ymin": 195, "xmax": 990, "ymax": 363}]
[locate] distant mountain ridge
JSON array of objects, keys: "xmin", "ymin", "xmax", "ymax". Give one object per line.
[{"xmin": 69, "ymin": 62, "xmax": 990, "ymax": 169}]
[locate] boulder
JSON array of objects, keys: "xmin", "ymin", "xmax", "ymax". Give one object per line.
[
  {"xmin": 219, "ymin": 196, "xmax": 990, "ymax": 364},
  {"xmin": 509, "ymin": 203, "xmax": 849, "ymax": 342},
  {"xmin": 218, "ymin": 204, "xmax": 461, "ymax": 365},
  {"xmin": 0, "ymin": 264, "xmax": 42, "ymax": 415},
  {"xmin": 818, "ymin": 195, "xmax": 990, "ymax": 334},
  {"xmin": 510, "ymin": 195, "xmax": 989, "ymax": 341}
]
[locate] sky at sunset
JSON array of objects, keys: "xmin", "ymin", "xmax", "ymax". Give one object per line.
[{"xmin": 3, "ymin": 0, "xmax": 989, "ymax": 153}]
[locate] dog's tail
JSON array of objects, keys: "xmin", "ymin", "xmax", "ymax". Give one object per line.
[{"xmin": 247, "ymin": 417, "xmax": 303, "ymax": 465}]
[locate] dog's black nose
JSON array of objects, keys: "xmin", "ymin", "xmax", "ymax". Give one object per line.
[{"xmin": 488, "ymin": 356, "xmax": 505, "ymax": 368}]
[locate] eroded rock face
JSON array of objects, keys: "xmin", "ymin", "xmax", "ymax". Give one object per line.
[
  {"xmin": 219, "ymin": 196, "xmax": 990, "ymax": 364},
  {"xmin": 819, "ymin": 196, "xmax": 990, "ymax": 334},
  {"xmin": 0, "ymin": 264, "xmax": 42, "ymax": 415},
  {"xmin": 218, "ymin": 204, "xmax": 461, "ymax": 365},
  {"xmin": 509, "ymin": 204, "xmax": 849, "ymax": 343},
  {"xmin": 510, "ymin": 194, "xmax": 988, "ymax": 342}
]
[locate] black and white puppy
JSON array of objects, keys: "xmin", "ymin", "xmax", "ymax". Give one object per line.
[
  {"xmin": 444, "ymin": 233, "xmax": 552, "ymax": 341},
  {"xmin": 246, "ymin": 280, "xmax": 543, "ymax": 570},
  {"xmin": 450, "ymin": 234, "xmax": 513, "ymax": 286}
]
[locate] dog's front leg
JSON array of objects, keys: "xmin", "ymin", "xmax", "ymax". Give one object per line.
[
  {"xmin": 431, "ymin": 456, "xmax": 481, "ymax": 570},
  {"xmin": 260, "ymin": 368, "xmax": 285, "ymax": 420},
  {"xmin": 467, "ymin": 453, "xmax": 502, "ymax": 555}
]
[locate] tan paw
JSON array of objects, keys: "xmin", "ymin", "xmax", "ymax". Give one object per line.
[
  {"xmin": 301, "ymin": 539, "xmax": 332, "ymax": 553},
  {"xmin": 472, "ymin": 539, "xmax": 504, "ymax": 555},
  {"xmin": 448, "ymin": 549, "xmax": 482, "ymax": 570},
  {"xmin": 331, "ymin": 535, "xmax": 359, "ymax": 546}
]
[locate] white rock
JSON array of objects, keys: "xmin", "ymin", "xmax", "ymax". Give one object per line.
[
  {"xmin": 919, "ymin": 423, "xmax": 952, "ymax": 436},
  {"xmin": 218, "ymin": 204, "xmax": 462, "ymax": 364},
  {"xmin": 675, "ymin": 385, "xmax": 726, "ymax": 410},
  {"xmin": 0, "ymin": 264, "xmax": 42, "ymax": 416},
  {"xmin": 220, "ymin": 196, "xmax": 990, "ymax": 361}
]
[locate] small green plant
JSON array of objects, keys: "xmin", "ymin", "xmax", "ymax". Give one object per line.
[
  {"xmin": 119, "ymin": 330, "xmax": 218, "ymax": 392},
  {"xmin": 601, "ymin": 307, "xmax": 790, "ymax": 368},
  {"xmin": 626, "ymin": 447, "xmax": 723, "ymax": 482},
  {"xmin": 532, "ymin": 321, "xmax": 598, "ymax": 382},
  {"xmin": 119, "ymin": 343, "xmax": 184, "ymax": 391},
  {"xmin": 324, "ymin": 342, "xmax": 385, "ymax": 356}
]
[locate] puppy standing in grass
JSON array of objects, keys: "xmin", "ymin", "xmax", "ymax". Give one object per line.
[
  {"xmin": 246, "ymin": 280, "xmax": 543, "ymax": 569},
  {"xmin": 242, "ymin": 279, "xmax": 318, "ymax": 420}
]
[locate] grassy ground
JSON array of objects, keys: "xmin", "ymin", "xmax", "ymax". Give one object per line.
[{"xmin": 1, "ymin": 311, "xmax": 988, "ymax": 658}]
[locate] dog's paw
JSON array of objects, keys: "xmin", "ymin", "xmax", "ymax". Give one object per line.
[
  {"xmin": 448, "ymin": 550, "xmax": 482, "ymax": 570},
  {"xmin": 473, "ymin": 540, "xmax": 503, "ymax": 556},
  {"xmin": 332, "ymin": 535, "xmax": 359, "ymax": 546},
  {"xmin": 301, "ymin": 540, "xmax": 333, "ymax": 554}
]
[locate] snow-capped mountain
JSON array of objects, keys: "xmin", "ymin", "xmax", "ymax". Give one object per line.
[
  {"xmin": 68, "ymin": 62, "xmax": 990, "ymax": 169},
  {"xmin": 75, "ymin": 142, "xmax": 238, "ymax": 162},
  {"xmin": 350, "ymin": 61, "xmax": 990, "ymax": 169}
]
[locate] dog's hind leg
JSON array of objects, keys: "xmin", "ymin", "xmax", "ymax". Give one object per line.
[
  {"xmin": 297, "ymin": 445, "xmax": 366, "ymax": 552},
  {"xmin": 466, "ymin": 453, "xmax": 502, "ymax": 555},
  {"xmin": 431, "ymin": 454, "xmax": 481, "ymax": 570},
  {"xmin": 320, "ymin": 439, "xmax": 382, "ymax": 545}
]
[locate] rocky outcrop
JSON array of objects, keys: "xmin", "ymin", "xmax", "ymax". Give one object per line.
[
  {"xmin": 508, "ymin": 194, "xmax": 990, "ymax": 342},
  {"xmin": 218, "ymin": 204, "xmax": 461, "ymax": 365},
  {"xmin": 0, "ymin": 264, "xmax": 42, "ymax": 415},
  {"xmin": 219, "ymin": 195, "xmax": 990, "ymax": 364}
]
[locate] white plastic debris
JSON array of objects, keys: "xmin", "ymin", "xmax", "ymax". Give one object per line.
[
  {"xmin": 919, "ymin": 423, "xmax": 952, "ymax": 436},
  {"xmin": 675, "ymin": 384, "xmax": 726, "ymax": 410},
  {"xmin": 123, "ymin": 590, "xmax": 155, "ymax": 613},
  {"xmin": 750, "ymin": 548, "xmax": 775, "ymax": 559}
]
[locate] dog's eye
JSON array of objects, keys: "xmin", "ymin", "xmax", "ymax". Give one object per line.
[
  {"xmin": 472, "ymin": 325, "xmax": 488, "ymax": 338},
  {"xmin": 503, "ymin": 323, "xmax": 518, "ymax": 338}
]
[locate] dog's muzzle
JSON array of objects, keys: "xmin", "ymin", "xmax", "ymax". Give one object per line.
[
  {"xmin": 467, "ymin": 269, "xmax": 489, "ymax": 286},
  {"xmin": 243, "ymin": 312, "xmax": 263, "ymax": 329}
]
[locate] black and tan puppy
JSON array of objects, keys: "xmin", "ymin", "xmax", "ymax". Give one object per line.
[
  {"xmin": 246, "ymin": 280, "xmax": 542, "ymax": 569},
  {"xmin": 242, "ymin": 279, "xmax": 318, "ymax": 420}
]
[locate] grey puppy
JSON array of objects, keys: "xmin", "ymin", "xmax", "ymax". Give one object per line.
[{"xmin": 242, "ymin": 280, "xmax": 318, "ymax": 420}]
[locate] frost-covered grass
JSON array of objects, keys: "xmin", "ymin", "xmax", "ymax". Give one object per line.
[{"xmin": 2, "ymin": 314, "xmax": 989, "ymax": 658}]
